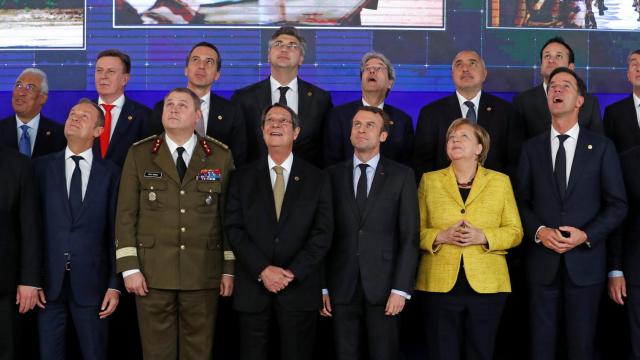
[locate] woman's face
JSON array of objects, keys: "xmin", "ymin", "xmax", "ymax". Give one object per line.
[{"xmin": 446, "ymin": 124, "xmax": 483, "ymax": 163}]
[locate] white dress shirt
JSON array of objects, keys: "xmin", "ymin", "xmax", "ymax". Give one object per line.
[
  {"xmin": 200, "ymin": 92, "xmax": 211, "ymax": 134},
  {"xmin": 65, "ymin": 146, "xmax": 94, "ymax": 200},
  {"xmin": 550, "ymin": 122, "xmax": 580, "ymax": 187},
  {"xmin": 98, "ymin": 94, "xmax": 125, "ymax": 139},
  {"xmin": 270, "ymin": 76, "xmax": 299, "ymax": 114},
  {"xmin": 361, "ymin": 98, "xmax": 384, "ymax": 109},
  {"xmin": 165, "ymin": 133, "xmax": 197, "ymax": 167},
  {"xmin": 15, "ymin": 113, "xmax": 40, "ymax": 153},
  {"xmin": 268, "ymin": 152, "xmax": 294, "ymax": 190},
  {"xmin": 633, "ymin": 93, "xmax": 640, "ymax": 129},
  {"xmin": 456, "ymin": 90, "xmax": 481, "ymax": 121}
]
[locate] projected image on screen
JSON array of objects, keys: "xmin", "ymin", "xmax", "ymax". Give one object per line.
[
  {"xmin": 114, "ymin": 0, "xmax": 444, "ymax": 29},
  {"xmin": 0, "ymin": 0, "xmax": 84, "ymax": 48},
  {"xmin": 487, "ymin": 0, "xmax": 639, "ymax": 30}
]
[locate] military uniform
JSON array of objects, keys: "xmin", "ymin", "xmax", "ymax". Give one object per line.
[{"xmin": 115, "ymin": 133, "xmax": 234, "ymax": 360}]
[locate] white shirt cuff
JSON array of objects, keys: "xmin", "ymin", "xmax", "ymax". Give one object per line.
[
  {"xmin": 608, "ymin": 270, "xmax": 624, "ymax": 278},
  {"xmin": 322, "ymin": 288, "xmax": 329, "ymax": 295},
  {"xmin": 534, "ymin": 226, "xmax": 545, "ymax": 243},
  {"xmin": 122, "ymin": 269, "xmax": 140, "ymax": 278},
  {"xmin": 391, "ymin": 289, "xmax": 411, "ymax": 300}
]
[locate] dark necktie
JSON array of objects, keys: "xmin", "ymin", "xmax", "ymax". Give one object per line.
[
  {"xmin": 356, "ymin": 163, "xmax": 369, "ymax": 213},
  {"xmin": 69, "ymin": 155, "xmax": 84, "ymax": 220},
  {"xmin": 176, "ymin": 146, "xmax": 187, "ymax": 182},
  {"xmin": 554, "ymin": 134, "xmax": 570, "ymax": 198},
  {"xmin": 18, "ymin": 124, "xmax": 31, "ymax": 157},
  {"xmin": 278, "ymin": 86, "xmax": 289, "ymax": 105},
  {"xmin": 464, "ymin": 101, "xmax": 477, "ymax": 122}
]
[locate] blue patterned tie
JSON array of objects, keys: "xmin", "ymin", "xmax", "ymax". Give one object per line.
[
  {"xmin": 464, "ymin": 101, "xmax": 477, "ymax": 123},
  {"xmin": 18, "ymin": 124, "xmax": 31, "ymax": 157}
]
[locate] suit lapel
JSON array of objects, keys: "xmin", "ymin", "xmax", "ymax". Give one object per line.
[
  {"xmin": 343, "ymin": 159, "xmax": 360, "ymax": 222},
  {"xmin": 540, "ymin": 133, "xmax": 562, "ymax": 202},
  {"xmin": 536, "ymin": 85, "xmax": 552, "ymax": 125},
  {"xmin": 465, "ymin": 166, "xmax": 489, "ymax": 206},
  {"xmin": 257, "ymin": 160, "xmax": 278, "ymax": 224},
  {"xmin": 257, "ymin": 79, "xmax": 272, "ymax": 116},
  {"xmin": 153, "ymin": 137, "xmax": 181, "ymax": 185},
  {"xmin": 565, "ymin": 131, "xmax": 590, "ymax": 199},
  {"xmin": 443, "ymin": 166, "xmax": 465, "ymax": 209},
  {"xmin": 33, "ymin": 117, "xmax": 52, "ymax": 156},
  {"xmin": 477, "ymin": 93, "xmax": 491, "ymax": 126},
  {"xmin": 360, "ymin": 159, "xmax": 388, "ymax": 224},
  {"xmin": 106, "ymin": 98, "xmax": 135, "ymax": 158},
  {"xmin": 297, "ymin": 79, "xmax": 312, "ymax": 129},
  {"xmin": 74, "ymin": 157, "xmax": 105, "ymax": 222},
  {"xmin": 52, "ymin": 152, "xmax": 73, "ymax": 222},
  {"xmin": 0, "ymin": 116, "xmax": 19, "ymax": 150},
  {"xmin": 182, "ymin": 138, "xmax": 206, "ymax": 187},
  {"xmin": 278, "ymin": 158, "xmax": 303, "ymax": 226},
  {"xmin": 446, "ymin": 94, "xmax": 463, "ymax": 121}
]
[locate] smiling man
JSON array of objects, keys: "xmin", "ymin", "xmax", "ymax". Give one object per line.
[
  {"xmin": 516, "ymin": 67, "xmax": 627, "ymax": 360},
  {"xmin": 325, "ymin": 52, "xmax": 414, "ymax": 167},
  {"xmin": 413, "ymin": 50, "xmax": 521, "ymax": 179},
  {"xmin": 0, "ymin": 68, "xmax": 65, "ymax": 158},
  {"xmin": 232, "ymin": 26, "xmax": 332, "ymax": 167}
]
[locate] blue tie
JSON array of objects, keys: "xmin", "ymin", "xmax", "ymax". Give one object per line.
[
  {"xmin": 18, "ymin": 124, "xmax": 31, "ymax": 157},
  {"xmin": 69, "ymin": 156, "xmax": 84, "ymax": 220},
  {"xmin": 464, "ymin": 101, "xmax": 477, "ymax": 123}
]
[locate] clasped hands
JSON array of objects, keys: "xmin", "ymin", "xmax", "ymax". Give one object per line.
[
  {"xmin": 537, "ymin": 226, "xmax": 587, "ymax": 254},
  {"xmin": 435, "ymin": 220, "xmax": 487, "ymax": 247},
  {"xmin": 260, "ymin": 265, "xmax": 294, "ymax": 293}
]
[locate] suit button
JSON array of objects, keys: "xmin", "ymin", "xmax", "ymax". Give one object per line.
[
  {"xmin": 180, "ymin": 245, "xmax": 185, "ymax": 250},
  {"xmin": 180, "ymin": 209, "xmax": 186, "ymax": 214},
  {"xmin": 461, "ymin": 209, "xmax": 465, "ymax": 214},
  {"xmin": 358, "ymin": 230, "xmax": 363, "ymax": 234},
  {"xmin": 356, "ymin": 252, "xmax": 360, "ymax": 256},
  {"xmin": 180, "ymin": 190, "xmax": 185, "ymax": 195},
  {"xmin": 275, "ymin": 238, "xmax": 280, "ymax": 243},
  {"xmin": 181, "ymin": 227, "xmax": 186, "ymax": 232}
]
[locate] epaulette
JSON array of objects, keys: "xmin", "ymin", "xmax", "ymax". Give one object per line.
[
  {"xmin": 132, "ymin": 134, "xmax": 158, "ymax": 147},
  {"xmin": 204, "ymin": 135, "xmax": 229, "ymax": 150}
]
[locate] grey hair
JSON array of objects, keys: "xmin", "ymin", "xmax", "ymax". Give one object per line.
[
  {"xmin": 360, "ymin": 51, "xmax": 396, "ymax": 81},
  {"xmin": 18, "ymin": 68, "xmax": 49, "ymax": 95}
]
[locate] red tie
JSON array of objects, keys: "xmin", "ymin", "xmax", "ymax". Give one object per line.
[{"xmin": 100, "ymin": 104, "xmax": 115, "ymax": 158}]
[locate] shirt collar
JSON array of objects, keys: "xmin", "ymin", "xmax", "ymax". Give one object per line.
[
  {"xmin": 353, "ymin": 153, "xmax": 380, "ymax": 170},
  {"xmin": 165, "ymin": 133, "xmax": 197, "ymax": 157},
  {"xmin": 270, "ymin": 76, "xmax": 298, "ymax": 94},
  {"xmin": 65, "ymin": 146, "xmax": 94, "ymax": 166},
  {"xmin": 361, "ymin": 98, "xmax": 384, "ymax": 109},
  {"xmin": 633, "ymin": 92, "xmax": 640, "ymax": 110},
  {"xmin": 268, "ymin": 152, "xmax": 294, "ymax": 173},
  {"xmin": 455, "ymin": 90, "xmax": 481, "ymax": 109},
  {"xmin": 550, "ymin": 122, "xmax": 580, "ymax": 141},
  {"xmin": 98, "ymin": 94, "xmax": 125, "ymax": 108},
  {"xmin": 200, "ymin": 92, "xmax": 211, "ymax": 107},
  {"xmin": 15, "ymin": 113, "xmax": 41, "ymax": 130}
]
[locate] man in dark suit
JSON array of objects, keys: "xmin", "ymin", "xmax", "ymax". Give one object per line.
[
  {"xmin": 0, "ymin": 146, "xmax": 42, "ymax": 360},
  {"xmin": 34, "ymin": 99, "xmax": 121, "ymax": 360},
  {"xmin": 516, "ymin": 67, "xmax": 627, "ymax": 360},
  {"xmin": 225, "ymin": 103, "xmax": 333, "ymax": 360},
  {"xmin": 0, "ymin": 68, "xmax": 65, "ymax": 158},
  {"xmin": 603, "ymin": 49, "xmax": 640, "ymax": 153},
  {"xmin": 322, "ymin": 106, "xmax": 419, "ymax": 360},
  {"xmin": 232, "ymin": 26, "xmax": 333, "ymax": 167},
  {"xmin": 609, "ymin": 144, "xmax": 640, "ymax": 360},
  {"xmin": 325, "ymin": 52, "xmax": 414, "ymax": 167},
  {"xmin": 513, "ymin": 37, "xmax": 603, "ymax": 140},
  {"xmin": 94, "ymin": 49, "xmax": 151, "ymax": 168},
  {"xmin": 149, "ymin": 41, "xmax": 247, "ymax": 166},
  {"xmin": 413, "ymin": 50, "xmax": 521, "ymax": 178}
]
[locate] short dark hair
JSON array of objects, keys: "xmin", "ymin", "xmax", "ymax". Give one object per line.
[
  {"xmin": 164, "ymin": 87, "xmax": 201, "ymax": 110},
  {"xmin": 548, "ymin": 67, "xmax": 586, "ymax": 97},
  {"xmin": 627, "ymin": 49, "xmax": 640, "ymax": 64},
  {"xmin": 77, "ymin": 98, "xmax": 105, "ymax": 127},
  {"xmin": 269, "ymin": 26, "xmax": 307, "ymax": 56},
  {"xmin": 185, "ymin": 41, "xmax": 222, "ymax": 71},
  {"xmin": 353, "ymin": 106, "xmax": 392, "ymax": 133},
  {"xmin": 261, "ymin": 103, "xmax": 300, "ymax": 129},
  {"xmin": 540, "ymin": 37, "xmax": 575, "ymax": 65},
  {"xmin": 96, "ymin": 49, "xmax": 131, "ymax": 74}
]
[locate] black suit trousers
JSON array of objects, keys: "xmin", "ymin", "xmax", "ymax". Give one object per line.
[{"xmin": 628, "ymin": 285, "xmax": 640, "ymax": 360}]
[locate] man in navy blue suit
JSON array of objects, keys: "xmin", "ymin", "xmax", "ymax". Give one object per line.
[
  {"xmin": 34, "ymin": 99, "xmax": 121, "ymax": 360},
  {"xmin": 324, "ymin": 51, "xmax": 414, "ymax": 167},
  {"xmin": 93, "ymin": 49, "xmax": 151, "ymax": 168},
  {"xmin": 516, "ymin": 67, "xmax": 627, "ymax": 360}
]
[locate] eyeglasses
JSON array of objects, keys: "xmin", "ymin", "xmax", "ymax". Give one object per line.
[
  {"xmin": 363, "ymin": 65, "xmax": 387, "ymax": 73},
  {"xmin": 14, "ymin": 82, "xmax": 39, "ymax": 94},
  {"xmin": 264, "ymin": 118, "xmax": 293, "ymax": 127},
  {"xmin": 271, "ymin": 40, "xmax": 300, "ymax": 51}
]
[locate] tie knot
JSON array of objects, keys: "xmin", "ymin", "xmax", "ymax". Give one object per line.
[
  {"xmin": 101, "ymin": 104, "xmax": 115, "ymax": 112},
  {"xmin": 557, "ymin": 134, "xmax": 570, "ymax": 144},
  {"xmin": 464, "ymin": 101, "xmax": 475, "ymax": 110},
  {"xmin": 273, "ymin": 165, "xmax": 284, "ymax": 175},
  {"xmin": 71, "ymin": 155, "xmax": 83, "ymax": 165},
  {"xmin": 176, "ymin": 146, "xmax": 186, "ymax": 156},
  {"xmin": 20, "ymin": 124, "xmax": 30, "ymax": 133},
  {"xmin": 358, "ymin": 163, "xmax": 368, "ymax": 172},
  {"xmin": 278, "ymin": 86, "xmax": 289, "ymax": 95}
]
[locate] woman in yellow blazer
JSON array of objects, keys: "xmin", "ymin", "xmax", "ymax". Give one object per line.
[{"xmin": 416, "ymin": 119, "xmax": 523, "ymax": 360}]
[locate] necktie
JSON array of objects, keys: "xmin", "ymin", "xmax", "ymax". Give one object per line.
[
  {"xmin": 273, "ymin": 166, "xmax": 285, "ymax": 220},
  {"xmin": 176, "ymin": 146, "xmax": 187, "ymax": 182},
  {"xmin": 100, "ymin": 104, "xmax": 115, "ymax": 158},
  {"xmin": 18, "ymin": 124, "xmax": 31, "ymax": 157},
  {"xmin": 278, "ymin": 86, "xmax": 289, "ymax": 105},
  {"xmin": 554, "ymin": 134, "xmax": 570, "ymax": 198},
  {"xmin": 69, "ymin": 155, "xmax": 84, "ymax": 220},
  {"xmin": 356, "ymin": 163, "xmax": 369, "ymax": 213},
  {"xmin": 195, "ymin": 100, "xmax": 206, "ymax": 137},
  {"xmin": 464, "ymin": 101, "xmax": 477, "ymax": 122}
]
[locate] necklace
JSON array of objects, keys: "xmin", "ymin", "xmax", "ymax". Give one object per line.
[{"xmin": 457, "ymin": 177, "xmax": 474, "ymax": 188}]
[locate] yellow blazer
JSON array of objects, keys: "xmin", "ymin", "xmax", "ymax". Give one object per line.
[{"xmin": 415, "ymin": 165, "xmax": 523, "ymax": 294}]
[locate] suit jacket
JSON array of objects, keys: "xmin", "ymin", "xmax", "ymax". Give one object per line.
[
  {"xmin": 92, "ymin": 96, "xmax": 151, "ymax": 168},
  {"xmin": 34, "ymin": 151, "xmax": 121, "ymax": 306},
  {"xmin": 225, "ymin": 156, "xmax": 333, "ymax": 312},
  {"xmin": 415, "ymin": 165, "xmax": 522, "ymax": 293},
  {"xmin": 603, "ymin": 94, "xmax": 640, "ymax": 153},
  {"xmin": 412, "ymin": 92, "xmax": 522, "ymax": 179},
  {"xmin": 0, "ymin": 114, "xmax": 65, "ymax": 158},
  {"xmin": 0, "ymin": 146, "xmax": 41, "ymax": 294},
  {"xmin": 149, "ymin": 92, "xmax": 247, "ymax": 167},
  {"xmin": 516, "ymin": 128, "xmax": 627, "ymax": 286},
  {"xmin": 513, "ymin": 84, "xmax": 603, "ymax": 140},
  {"xmin": 608, "ymin": 146, "xmax": 640, "ymax": 285},
  {"xmin": 324, "ymin": 100, "xmax": 414, "ymax": 167},
  {"xmin": 231, "ymin": 77, "xmax": 333, "ymax": 167},
  {"xmin": 325, "ymin": 157, "xmax": 418, "ymax": 305}
]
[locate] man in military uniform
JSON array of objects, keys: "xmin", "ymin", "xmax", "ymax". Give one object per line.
[{"xmin": 115, "ymin": 87, "xmax": 235, "ymax": 359}]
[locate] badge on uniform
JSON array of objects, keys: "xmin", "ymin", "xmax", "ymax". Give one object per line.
[
  {"xmin": 149, "ymin": 192, "xmax": 157, "ymax": 201},
  {"xmin": 197, "ymin": 169, "xmax": 222, "ymax": 181},
  {"xmin": 205, "ymin": 195, "xmax": 213, "ymax": 205},
  {"xmin": 144, "ymin": 171, "xmax": 163, "ymax": 178}
]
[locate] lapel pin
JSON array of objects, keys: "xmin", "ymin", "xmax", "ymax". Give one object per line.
[
  {"xmin": 128, "ymin": 115, "xmax": 133, "ymax": 121},
  {"xmin": 46, "ymin": 131, "xmax": 51, "ymax": 136},
  {"xmin": 217, "ymin": 115, "xmax": 223, "ymax": 121},
  {"xmin": 149, "ymin": 192, "xmax": 157, "ymax": 201},
  {"xmin": 307, "ymin": 91, "xmax": 312, "ymax": 97},
  {"xmin": 588, "ymin": 144, "xmax": 593, "ymax": 150},
  {"xmin": 486, "ymin": 107, "xmax": 492, "ymax": 112},
  {"xmin": 294, "ymin": 176, "xmax": 300, "ymax": 181}
]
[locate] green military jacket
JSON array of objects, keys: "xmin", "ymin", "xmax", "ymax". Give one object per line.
[{"xmin": 115, "ymin": 134, "xmax": 235, "ymax": 290}]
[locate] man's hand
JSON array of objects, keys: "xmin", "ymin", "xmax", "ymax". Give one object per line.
[
  {"xmin": 320, "ymin": 294, "xmax": 332, "ymax": 317},
  {"xmin": 260, "ymin": 266, "xmax": 293, "ymax": 293},
  {"xmin": 558, "ymin": 226, "xmax": 588, "ymax": 250},
  {"xmin": 124, "ymin": 272, "xmax": 149, "ymax": 296},
  {"xmin": 220, "ymin": 275, "xmax": 234, "ymax": 297},
  {"xmin": 608, "ymin": 276, "xmax": 627, "ymax": 305},
  {"xmin": 99, "ymin": 289, "xmax": 120, "ymax": 319},
  {"xmin": 16, "ymin": 285, "xmax": 44, "ymax": 314},
  {"xmin": 384, "ymin": 293, "xmax": 406, "ymax": 316},
  {"xmin": 537, "ymin": 227, "xmax": 571, "ymax": 254}
]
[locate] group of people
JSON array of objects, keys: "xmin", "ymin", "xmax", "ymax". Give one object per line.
[{"xmin": 1, "ymin": 25, "xmax": 640, "ymax": 360}]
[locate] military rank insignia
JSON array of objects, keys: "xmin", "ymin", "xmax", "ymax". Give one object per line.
[
  {"xmin": 197, "ymin": 169, "xmax": 222, "ymax": 181},
  {"xmin": 200, "ymin": 139, "xmax": 212, "ymax": 156}
]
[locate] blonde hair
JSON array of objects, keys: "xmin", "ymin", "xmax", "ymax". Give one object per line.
[{"xmin": 445, "ymin": 118, "xmax": 491, "ymax": 165}]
